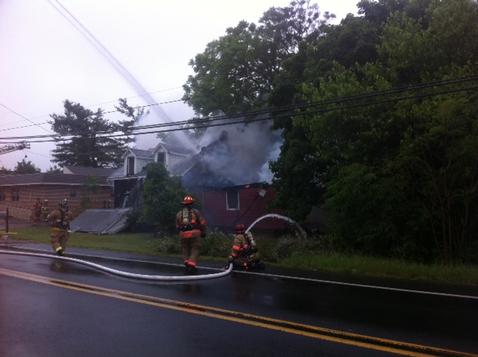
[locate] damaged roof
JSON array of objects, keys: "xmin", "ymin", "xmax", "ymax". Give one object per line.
[{"xmin": 63, "ymin": 166, "xmax": 116, "ymax": 177}]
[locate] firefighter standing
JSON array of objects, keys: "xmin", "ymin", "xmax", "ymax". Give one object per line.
[
  {"xmin": 31, "ymin": 198, "xmax": 42, "ymax": 224},
  {"xmin": 176, "ymin": 195, "xmax": 207, "ymax": 274},
  {"xmin": 47, "ymin": 199, "xmax": 72, "ymax": 256},
  {"xmin": 41, "ymin": 199, "xmax": 49, "ymax": 222},
  {"xmin": 227, "ymin": 224, "xmax": 264, "ymax": 270}
]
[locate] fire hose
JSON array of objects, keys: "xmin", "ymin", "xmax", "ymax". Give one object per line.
[
  {"xmin": 0, "ymin": 214, "xmax": 302, "ymax": 281},
  {"xmin": 0, "ymin": 248, "xmax": 232, "ymax": 282}
]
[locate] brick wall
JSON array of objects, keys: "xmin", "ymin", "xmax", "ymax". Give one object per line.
[{"xmin": 0, "ymin": 184, "xmax": 113, "ymax": 220}]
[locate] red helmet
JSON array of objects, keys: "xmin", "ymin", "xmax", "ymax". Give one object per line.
[
  {"xmin": 182, "ymin": 195, "xmax": 194, "ymax": 205},
  {"xmin": 234, "ymin": 224, "xmax": 245, "ymax": 234}
]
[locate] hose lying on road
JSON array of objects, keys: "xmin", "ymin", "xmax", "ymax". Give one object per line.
[{"xmin": 0, "ymin": 248, "xmax": 232, "ymax": 282}]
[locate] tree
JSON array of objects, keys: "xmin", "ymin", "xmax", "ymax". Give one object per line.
[
  {"xmin": 0, "ymin": 167, "xmax": 12, "ymax": 175},
  {"xmin": 46, "ymin": 165, "xmax": 62, "ymax": 173},
  {"xmin": 14, "ymin": 158, "xmax": 41, "ymax": 174},
  {"xmin": 114, "ymin": 97, "xmax": 146, "ymax": 146},
  {"xmin": 183, "ymin": 0, "xmax": 331, "ymax": 117},
  {"xmin": 50, "ymin": 100, "xmax": 133, "ymax": 167},
  {"xmin": 142, "ymin": 163, "xmax": 186, "ymax": 232},
  {"xmin": 271, "ymin": 0, "xmax": 478, "ymax": 263}
]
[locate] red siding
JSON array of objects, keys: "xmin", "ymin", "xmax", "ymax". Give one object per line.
[{"xmin": 195, "ymin": 185, "xmax": 287, "ymax": 232}]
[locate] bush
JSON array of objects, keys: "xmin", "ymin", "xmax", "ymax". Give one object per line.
[
  {"xmin": 154, "ymin": 236, "xmax": 181, "ymax": 255},
  {"xmin": 201, "ymin": 230, "xmax": 231, "ymax": 257}
]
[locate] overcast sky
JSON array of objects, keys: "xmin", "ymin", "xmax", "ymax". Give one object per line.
[{"xmin": 0, "ymin": 0, "xmax": 358, "ymax": 170}]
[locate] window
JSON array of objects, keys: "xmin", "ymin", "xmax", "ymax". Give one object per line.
[
  {"xmin": 11, "ymin": 191, "xmax": 19, "ymax": 201},
  {"xmin": 0, "ymin": 191, "xmax": 5, "ymax": 201},
  {"xmin": 127, "ymin": 156, "xmax": 135, "ymax": 176},
  {"xmin": 226, "ymin": 189, "xmax": 240, "ymax": 210},
  {"xmin": 156, "ymin": 152, "xmax": 166, "ymax": 165},
  {"xmin": 70, "ymin": 190, "xmax": 77, "ymax": 198}
]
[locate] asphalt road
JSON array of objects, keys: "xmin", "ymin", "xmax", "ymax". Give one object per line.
[{"xmin": 0, "ymin": 245, "xmax": 477, "ymax": 357}]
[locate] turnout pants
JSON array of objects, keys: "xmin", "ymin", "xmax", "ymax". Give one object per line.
[
  {"xmin": 181, "ymin": 236, "xmax": 201, "ymax": 267},
  {"xmin": 50, "ymin": 228, "xmax": 69, "ymax": 253}
]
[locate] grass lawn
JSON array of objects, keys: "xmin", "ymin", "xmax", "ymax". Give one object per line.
[
  {"xmin": 13, "ymin": 227, "xmax": 161, "ymax": 256},
  {"xmin": 12, "ymin": 227, "xmax": 478, "ymax": 287},
  {"xmin": 281, "ymin": 252, "xmax": 478, "ymax": 287}
]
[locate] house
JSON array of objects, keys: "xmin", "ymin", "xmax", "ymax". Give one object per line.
[
  {"xmin": 108, "ymin": 142, "xmax": 195, "ymax": 208},
  {"xmin": 189, "ymin": 183, "xmax": 287, "ymax": 232},
  {"xmin": 107, "ymin": 131, "xmax": 289, "ymax": 232},
  {"xmin": 0, "ymin": 173, "xmax": 112, "ymax": 220}
]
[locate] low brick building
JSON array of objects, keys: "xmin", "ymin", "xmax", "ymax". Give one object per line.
[{"xmin": 0, "ymin": 173, "xmax": 113, "ymax": 220}]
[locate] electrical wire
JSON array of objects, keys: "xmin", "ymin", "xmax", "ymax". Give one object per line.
[
  {"xmin": 0, "ymin": 82, "xmax": 475, "ymax": 145},
  {"xmin": 0, "ymin": 75, "xmax": 475, "ymax": 144},
  {"xmin": 1, "ymin": 73, "xmax": 475, "ymax": 136},
  {"xmin": 0, "ymin": 103, "xmax": 53, "ymax": 134},
  {"xmin": 47, "ymin": 0, "xmax": 196, "ymax": 153}
]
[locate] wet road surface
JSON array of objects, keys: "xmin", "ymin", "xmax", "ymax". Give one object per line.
[{"xmin": 0, "ymin": 245, "xmax": 477, "ymax": 357}]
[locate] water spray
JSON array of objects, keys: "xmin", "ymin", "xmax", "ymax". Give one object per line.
[{"xmin": 246, "ymin": 213, "xmax": 307, "ymax": 239}]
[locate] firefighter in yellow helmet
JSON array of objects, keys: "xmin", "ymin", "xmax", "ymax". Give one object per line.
[
  {"xmin": 47, "ymin": 199, "xmax": 72, "ymax": 256},
  {"xmin": 176, "ymin": 195, "xmax": 207, "ymax": 274},
  {"xmin": 227, "ymin": 224, "xmax": 264, "ymax": 270}
]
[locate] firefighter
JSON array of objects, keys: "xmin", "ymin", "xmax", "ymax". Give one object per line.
[
  {"xmin": 31, "ymin": 198, "xmax": 42, "ymax": 224},
  {"xmin": 47, "ymin": 199, "xmax": 72, "ymax": 256},
  {"xmin": 176, "ymin": 195, "xmax": 207, "ymax": 274},
  {"xmin": 227, "ymin": 224, "xmax": 264, "ymax": 270},
  {"xmin": 41, "ymin": 199, "xmax": 49, "ymax": 222}
]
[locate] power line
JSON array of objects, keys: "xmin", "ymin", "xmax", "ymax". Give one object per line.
[
  {"xmin": 0, "ymin": 97, "xmax": 184, "ymax": 133},
  {"xmin": 0, "ymin": 80, "xmax": 475, "ymax": 145},
  {"xmin": 47, "ymin": 0, "xmax": 196, "ymax": 152},
  {"xmin": 0, "ymin": 102, "xmax": 53, "ymax": 134},
  {"xmin": 1, "ymin": 74, "xmax": 476, "ymax": 140}
]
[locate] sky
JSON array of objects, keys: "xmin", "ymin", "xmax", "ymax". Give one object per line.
[{"xmin": 0, "ymin": 0, "xmax": 358, "ymax": 171}]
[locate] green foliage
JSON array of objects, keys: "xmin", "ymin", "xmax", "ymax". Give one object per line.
[
  {"xmin": 142, "ymin": 163, "xmax": 186, "ymax": 232},
  {"xmin": 14, "ymin": 159, "xmax": 41, "ymax": 174},
  {"xmin": 183, "ymin": 0, "xmax": 478, "ymax": 264},
  {"xmin": 50, "ymin": 100, "xmax": 134, "ymax": 167},
  {"xmin": 46, "ymin": 165, "xmax": 62, "ymax": 173},
  {"xmin": 200, "ymin": 230, "xmax": 231, "ymax": 257},
  {"xmin": 155, "ymin": 236, "xmax": 181, "ymax": 255},
  {"xmin": 270, "ymin": 0, "xmax": 478, "ymax": 264},
  {"xmin": 183, "ymin": 0, "xmax": 331, "ymax": 117},
  {"xmin": 0, "ymin": 166, "xmax": 12, "ymax": 175},
  {"xmin": 114, "ymin": 98, "xmax": 146, "ymax": 145}
]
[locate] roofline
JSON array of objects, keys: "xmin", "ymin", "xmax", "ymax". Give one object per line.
[
  {"xmin": 107, "ymin": 175, "xmax": 146, "ymax": 181},
  {"xmin": 0, "ymin": 182, "xmax": 111, "ymax": 187}
]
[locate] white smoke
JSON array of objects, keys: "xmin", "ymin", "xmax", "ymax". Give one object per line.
[
  {"xmin": 196, "ymin": 120, "xmax": 282, "ymax": 185},
  {"xmin": 132, "ymin": 107, "xmax": 283, "ymax": 185}
]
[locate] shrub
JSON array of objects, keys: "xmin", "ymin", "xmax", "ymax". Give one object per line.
[
  {"xmin": 154, "ymin": 236, "xmax": 181, "ymax": 254},
  {"xmin": 201, "ymin": 230, "xmax": 231, "ymax": 257}
]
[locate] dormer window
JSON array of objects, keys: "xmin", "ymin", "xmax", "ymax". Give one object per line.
[
  {"xmin": 126, "ymin": 156, "xmax": 135, "ymax": 176},
  {"xmin": 156, "ymin": 152, "xmax": 166, "ymax": 165}
]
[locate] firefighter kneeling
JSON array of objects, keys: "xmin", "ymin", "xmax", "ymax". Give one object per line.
[
  {"xmin": 176, "ymin": 195, "xmax": 207, "ymax": 274},
  {"xmin": 47, "ymin": 199, "xmax": 72, "ymax": 256},
  {"xmin": 227, "ymin": 224, "xmax": 264, "ymax": 271}
]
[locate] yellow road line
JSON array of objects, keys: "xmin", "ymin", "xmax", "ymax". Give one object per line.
[{"xmin": 0, "ymin": 267, "xmax": 476, "ymax": 357}]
